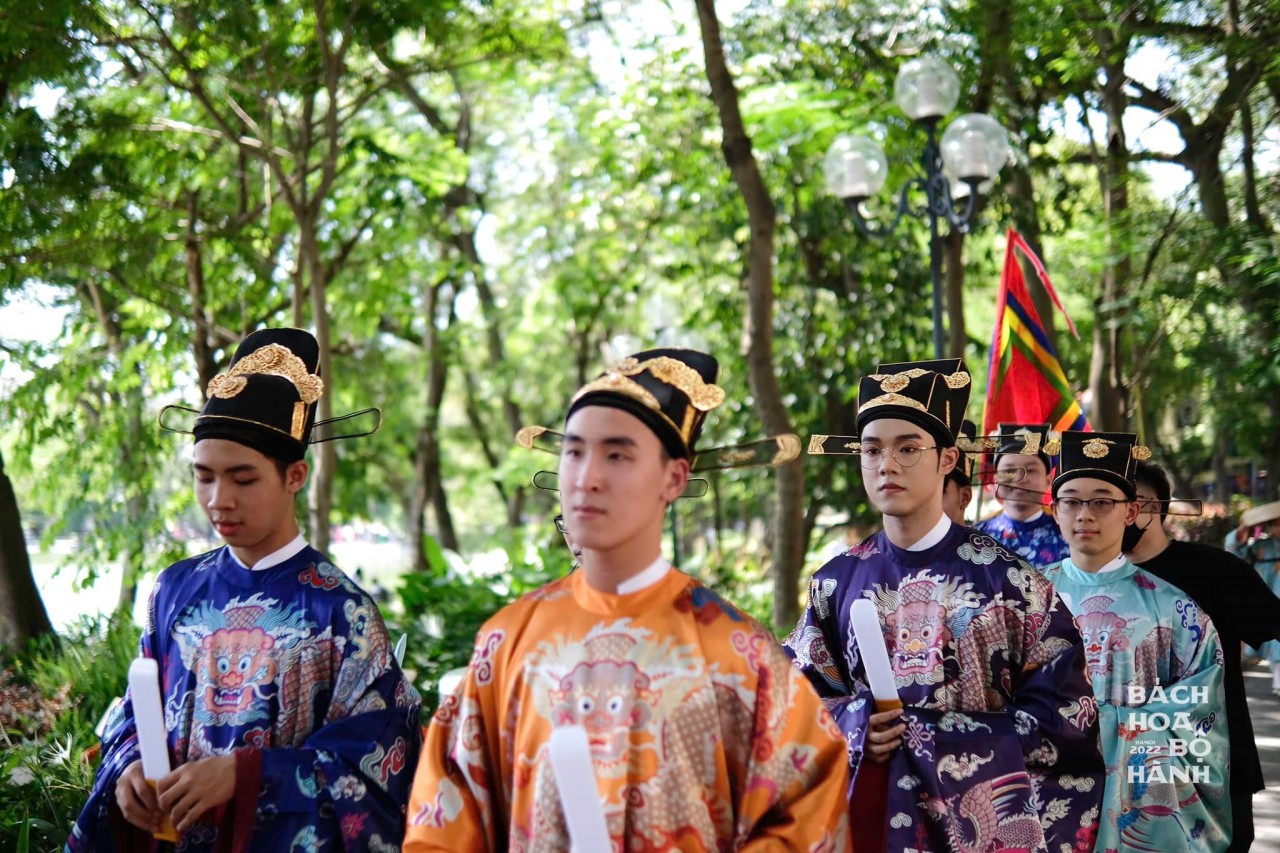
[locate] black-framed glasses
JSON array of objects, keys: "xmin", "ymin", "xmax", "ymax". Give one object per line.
[
  {"xmin": 857, "ymin": 444, "xmax": 940, "ymax": 469},
  {"xmin": 554, "ymin": 515, "xmax": 568, "ymax": 534},
  {"xmin": 1054, "ymin": 497, "xmax": 1130, "ymax": 516}
]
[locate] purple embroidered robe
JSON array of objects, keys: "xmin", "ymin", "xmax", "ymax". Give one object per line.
[
  {"xmin": 785, "ymin": 522, "xmax": 1104, "ymax": 853},
  {"xmin": 68, "ymin": 545, "xmax": 422, "ymax": 853}
]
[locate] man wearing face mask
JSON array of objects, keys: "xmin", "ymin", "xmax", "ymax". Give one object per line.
[
  {"xmin": 1042, "ymin": 435, "xmax": 1232, "ymax": 852},
  {"xmin": 1125, "ymin": 462, "xmax": 1280, "ymax": 852}
]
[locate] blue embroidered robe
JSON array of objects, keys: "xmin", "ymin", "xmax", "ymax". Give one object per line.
[
  {"xmin": 1040, "ymin": 558, "xmax": 1232, "ymax": 852},
  {"xmin": 67, "ymin": 545, "xmax": 422, "ymax": 852},
  {"xmin": 785, "ymin": 522, "xmax": 1104, "ymax": 853},
  {"xmin": 976, "ymin": 511, "xmax": 1070, "ymax": 568}
]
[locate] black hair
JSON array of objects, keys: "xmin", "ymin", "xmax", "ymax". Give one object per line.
[{"xmin": 1132, "ymin": 461, "xmax": 1172, "ymax": 522}]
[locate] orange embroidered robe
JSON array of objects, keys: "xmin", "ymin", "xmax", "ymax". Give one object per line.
[{"xmin": 404, "ymin": 568, "xmax": 851, "ymax": 852}]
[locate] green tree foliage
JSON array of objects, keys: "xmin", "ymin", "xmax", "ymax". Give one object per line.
[{"xmin": 4, "ymin": 0, "xmax": 1280, "ymax": 648}]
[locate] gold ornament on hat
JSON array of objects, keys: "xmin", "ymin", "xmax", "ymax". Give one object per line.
[
  {"xmin": 207, "ymin": 375, "xmax": 248, "ymax": 399},
  {"xmin": 575, "ymin": 355, "xmax": 725, "ymax": 412},
  {"xmin": 879, "ymin": 373, "xmax": 911, "ymax": 392},
  {"xmin": 1131, "ymin": 444, "xmax": 1152, "ymax": 461},
  {"xmin": 943, "ymin": 371, "xmax": 971, "ymax": 389},
  {"xmin": 1082, "ymin": 438, "xmax": 1113, "ymax": 459},
  {"xmin": 772, "ymin": 434, "xmax": 802, "ymax": 465},
  {"xmin": 206, "ymin": 343, "xmax": 324, "ymax": 403},
  {"xmin": 515, "ymin": 425, "xmax": 549, "ymax": 450},
  {"xmin": 858, "ymin": 392, "xmax": 930, "ymax": 416},
  {"xmin": 1042, "ymin": 436, "xmax": 1062, "ymax": 456}
]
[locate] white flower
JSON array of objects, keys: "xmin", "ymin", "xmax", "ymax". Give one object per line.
[{"xmin": 9, "ymin": 765, "xmax": 36, "ymax": 786}]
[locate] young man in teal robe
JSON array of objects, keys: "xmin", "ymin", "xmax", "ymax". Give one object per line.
[{"xmin": 1041, "ymin": 431, "xmax": 1232, "ymax": 852}]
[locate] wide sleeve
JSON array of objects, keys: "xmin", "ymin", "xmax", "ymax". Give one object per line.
[
  {"xmin": 734, "ymin": 638, "xmax": 852, "ymax": 851},
  {"xmin": 782, "ymin": 565, "xmax": 873, "ymax": 773},
  {"xmin": 403, "ymin": 628, "xmax": 505, "ymax": 853},
  {"xmin": 992, "ymin": 565, "xmax": 1104, "ymax": 774},
  {"xmin": 65, "ymin": 589, "xmax": 164, "ymax": 852},
  {"xmin": 235, "ymin": 596, "xmax": 423, "ymax": 852},
  {"xmin": 1095, "ymin": 616, "xmax": 1232, "ymax": 852}
]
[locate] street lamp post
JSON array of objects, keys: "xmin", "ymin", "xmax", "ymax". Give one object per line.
[{"xmin": 825, "ymin": 56, "xmax": 1010, "ymax": 358}]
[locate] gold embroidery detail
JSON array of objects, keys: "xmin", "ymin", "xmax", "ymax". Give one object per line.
[
  {"xmin": 958, "ymin": 437, "xmax": 1000, "ymax": 452},
  {"xmin": 206, "ymin": 343, "xmax": 324, "ymax": 403},
  {"xmin": 880, "ymin": 373, "xmax": 910, "ymax": 393},
  {"xmin": 1082, "ymin": 438, "xmax": 1112, "ymax": 459},
  {"xmin": 605, "ymin": 356, "xmax": 725, "ymax": 412},
  {"xmin": 719, "ymin": 449, "xmax": 756, "ymax": 465},
  {"xmin": 207, "ymin": 375, "xmax": 248, "ymax": 399},
  {"xmin": 1131, "ymin": 444, "xmax": 1152, "ymax": 461},
  {"xmin": 1019, "ymin": 433, "xmax": 1042, "ymax": 456},
  {"xmin": 808, "ymin": 435, "xmax": 830, "ymax": 455},
  {"xmin": 843, "ymin": 440, "xmax": 861, "ymax": 451},
  {"xmin": 943, "ymin": 371, "xmax": 971, "ymax": 389},
  {"xmin": 772, "ymin": 434, "xmax": 801, "ymax": 465},
  {"xmin": 515, "ymin": 425, "xmax": 549, "ymax": 450},
  {"xmin": 1042, "ymin": 437, "xmax": 1062, "ymax": 456},
  {"xmin": 681, "ymin": 406, "xmax": 698, "ymax": 443},
  {"xmin": 858, "ymin": 393, "xmax": 929, "ymax": 415},
  {"xmin": 572, "ymin": 374, "xmax": 662, "ymax": 412},
  {"xmin": 290, "ymin": 402, "xmax": 306, "ymax": 440}
]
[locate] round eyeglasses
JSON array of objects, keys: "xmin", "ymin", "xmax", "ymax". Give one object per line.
[{"xmin": 857, "ymin": 444, "xmax": 940, "ymax": 469}]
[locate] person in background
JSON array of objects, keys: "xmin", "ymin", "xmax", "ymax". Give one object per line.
[
  {"xmin": 1127, "ymin": 461, "xmax": 1280, "ymax": 852},
  {"xmin": 975, "ymin": 422, "xmax": 1070, "ymax": 567},
  {"xmin": 942, "ymin": 419, "xmax": 976, "ymax": 525}
]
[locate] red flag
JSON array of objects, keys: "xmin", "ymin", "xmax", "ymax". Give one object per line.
[{"xmin": 983, "ymin": 229, "xmax": 1090, "ymax": 435}]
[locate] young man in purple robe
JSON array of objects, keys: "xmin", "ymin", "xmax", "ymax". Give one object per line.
[
  {"xmin": 68, "ymin": 328, "xmax": 421, "ymax": 853},
  {"xmin": 792, "ymin": 358, "xmax": 1103, "ymax": 853}
]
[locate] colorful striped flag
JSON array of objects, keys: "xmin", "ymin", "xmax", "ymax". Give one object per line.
[{"xmin": 983, "ymin": 228, "xmax": 1090, "ymax": 435}]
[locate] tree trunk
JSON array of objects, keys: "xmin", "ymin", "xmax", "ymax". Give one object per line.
[
  {"xmin": 411, "ymin": 279, "xmax": 459, "ymax": 568},
  {"xmin": 1213, "ymin": 427, "xmax": 1232, "ymax": 507},
  {"xmin": 0, "ymin": 449, "xmax": 54, "ymax": 647},
  {"xmin": 302, "ymin": 218, "xmax": 336, "ymax": 555},
  {"xmin": 694, "ymin": 0, "xmax": 805, "ymax": 629},
  {"xmin": 186, "ymin": 190, "xmax": 217, "ymax": 393},
  {"xmin": 1087, "ymin": 40, "xmax": 1131, "ymax": 432}
]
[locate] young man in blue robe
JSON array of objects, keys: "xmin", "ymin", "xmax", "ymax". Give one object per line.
[
  {"xmin": 68, "ymin": 328, "xmax": 422, "ymax": 853},
  {"xmin": 793, "ymin": 358, "xmax": 1103, "ymax": 853},
  {"xmin": 1040, "ymin": 431, "xmax": 1232, "ymax": 852},
  {"xmin": 975, "ymin": 423, "xmax": 1070, "ymax": 567}
]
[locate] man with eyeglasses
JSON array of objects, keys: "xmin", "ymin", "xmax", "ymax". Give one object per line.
[
  {"xmin": 975, "ymin": 423, "xmax": 1071, "ymax": 567},
  {"xmin": 1126, "ymin": 462, "xmax": 1280, "ymax": 852},
  {"xmin": 1041, "ymin": 432, "xmax": 1232, "ymax": 852},
  {"xmin": 793, "ymin": 358, "xmax": 1103, "ymax": 853}
]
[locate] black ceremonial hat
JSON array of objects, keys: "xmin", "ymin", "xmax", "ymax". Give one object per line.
[
  {"xmin": 856, "ymin": 358, "xmax": 971, "ymax": 447},
  {"xmin": 947, "ymin": 419, "xmax": 978, "ymax": 488},
  {"xmin": 1051, "ymin": 431, "xmax": 1151, "ymax": 501},
  {"xmin": 159, "ymin": 328, "xmax": 380, "ymax": 462},
  {"xmin": 808, "ymin": 359, "xmax": 972, "ymax": 458},
  {"xmin": 515, "ymin": 348, "xmax": 800, "ymax": 472}
]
